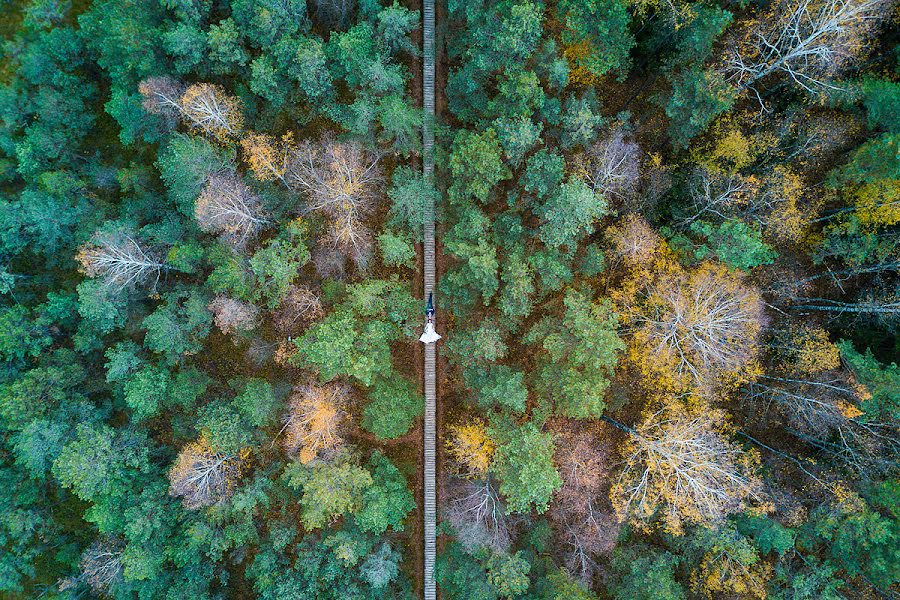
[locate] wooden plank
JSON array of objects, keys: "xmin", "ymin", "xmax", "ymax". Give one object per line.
[{"xmin": 422, "ymin": 0, "xmax": 437, "ymax": 598}]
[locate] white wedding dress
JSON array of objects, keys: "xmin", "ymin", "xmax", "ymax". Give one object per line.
[{"xmin": 419, "ymin": 322, "xmax": 442, "ymax": 344}]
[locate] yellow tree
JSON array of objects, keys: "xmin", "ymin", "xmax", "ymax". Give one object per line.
[
  {"xmin": 445, "ymin": 420, "xmax": 508, "ymax": 550},
  {"xmin": 180, "ymin": 83, "xmax": 243, "ymax": 142},
  {"xmin": 610, "ymin": 405, "xmax": 764, "ymax": 534},
  {"xmin": 618, "ymin": 261, "xmax": 764, "ymax": 390},
  {"xmin": 241, "ymin": 132, "xmax": 297, "ymax": 186},
  {"xmin": 281, "ymin": 381, "xmax": 349, "ymax": 464},
  {"xmin": 446, "ymin": 420, "xmax": 496, "ymax": 479},
  {"xmin": 168, "ymin": 436, "xmax": 243, "ymax": 509}
]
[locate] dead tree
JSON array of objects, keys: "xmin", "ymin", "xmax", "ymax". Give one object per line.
[
  {"xmin": 583, "ymin": 127, "xmax": 642, "ymax": 203},
  {"xmin": 208, "ymin": 295, "xmax": 260, "ymax": 335},
  {"xmin": 280, "ymin": 381, "xmax": 350, "ymax": 464},
  {"xmin": 680, "ymin": 168, "xmax": 758, "ymax": 226},
  {"xmin": 195, "ymin": 171, "xmax": 270, "ymax": 249},
  {"xmin": 273, "ymin": 285, "xmax": 324, "ymax": 334},
  {"xmin": 726, "ymin": 0, "xmax": 892, "ymax": 100},
  {"xmin": 79, "ymin": 538, "xmax": 124, "ymax": 597},
  {"xmin": 138, "ymin": 76, "xmax": 185, "ymax": 127},
  {"xmin": 241, "ymin": 132, "xmax": 296, "ymax": 186},
  {"xmin": 76, "ymin": 230, "xmax": 166, "ymax": 291},
  {"xmin": 180, "ymin": 83, "xmax": 243, "ymax": 141},
  {"xmin": 445, "ymin": 475, "xmax": 511, "ymax": 552},
  {"xmin": 550, "ymin": 425, "xmax": 620, "ymax": 584},
  {"xmin": 168, "ymin": 437, "xmax": 242, "ymax": 509},
  {"xmin": 606, "ymin": 213, "xmax": 664, "ymax": 267},
  {"xmin": 610, "ymin": 408, "xmax": 764, "ymax": 534}
]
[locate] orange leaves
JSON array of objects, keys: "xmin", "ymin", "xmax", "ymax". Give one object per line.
[
  {"xmin": 446, "ymin": 420, "xmax": 496, "ymax": 479},
  {"xmin": 282, "ymin": 382, "xmax": 350, "ymax": 464}
]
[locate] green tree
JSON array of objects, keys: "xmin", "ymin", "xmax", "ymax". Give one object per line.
[
  {"xmin": 142, "ymin": 289, "xmax": 212, "ymax": 364},
  {"xmin": 558, "ymin": 0, "xmax": 634, "ymax": 78},
  {"xmin": 538, "ymin": 179, "xmax": 607, "ymax": 250},
  {"xmin": 486, "ymin": 551, "xmax": 531, "ymax": 598},
  {"xmin": 355, "ymin": 451, "xmax": 416, "ymax": 535},
  {"xmin": 362, "ymin": 376, "xmax": 424, "ymax": 439},
  {"xmin": 284, "ymin": 453, "xmax": 373, "ymax": 530},
  {"xmin": 607, "ymin": 545, "xmax": 685, "ymax": 600},
  {"xmin": 491, "ymin": 422, "xmax": 561, "ymax": 514},
  {"xmin": 449, "ymin": 129, "xmax": 511, "ymax": 204}
]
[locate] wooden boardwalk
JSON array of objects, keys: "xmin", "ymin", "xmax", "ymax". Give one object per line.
[{"xmin": 422, "ymin": 0, "xmax": 437, "ymax": 597}]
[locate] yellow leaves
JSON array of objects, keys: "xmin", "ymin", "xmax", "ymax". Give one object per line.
[
  {"xmin": 241, "ymin": 131, "xmax": 297, "ymax": 182},
  {"xmin": 180, "ymin": 83, "xmax": 243, "ymax": 142},
  {"xmin": 838, "ymin": 400, "xmax": 864, "ymax": 419},
  {"xmin": 282, "ymin": 382, "xmax": 349, "ymax": 464},
  {"xmin": 787, "ymin": 325, "xmax": 841, "ymax": 375},
  {"xmin": 562, "ymin": 40, "xmax": 598, "ymax": 86},
  {"xmin": 447, "ymin": 420, "xmax": 495, "ymax": 478},
  {"xmin": 853, "ymin": 178, "xmax": 900, "ymax": 228}
]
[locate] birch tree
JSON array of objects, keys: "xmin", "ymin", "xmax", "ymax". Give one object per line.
[
  {"xmin": 76, "ymin": 230, "xmax": 167, "ymax": 291},
  {"xmin": 195, "ymin": 171, "xmax": 270, "ymax": 249},
  {"xmin": 79, "ymin": 538, "xmax": 124, "ymax": 597},
  {"xmin": 280, "ymin": 381, "xmax": 350, "ymax": 464},
  {"xmin": 582, "ymin": 127, "xmax": 642, "ymax": 203},
  {"xmin": 138, "ymin": 76, "xmax": 184, "ymax": 126},
  {"xmin": 180, "ymin": 83, "xmax": 243, "ymax": 141},
  {"xmin": 168, "ymin": 436, "xmax": 243, "ymax": 509},
  {"xmin": 610, "ymin": 408, "xmax": 764, "ymax": 534},
  {"xmin": 726, "ymin": 0, "xmax": 892, "ymax": 99}
]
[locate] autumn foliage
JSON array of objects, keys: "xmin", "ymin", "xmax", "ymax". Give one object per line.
[
  {"xmin": 281, "ymin": 382, "xmax": 350, "ymax": 464},
  {"xmin": 168, "ymin": 436, "xmax": 244, "ymax": 509}
]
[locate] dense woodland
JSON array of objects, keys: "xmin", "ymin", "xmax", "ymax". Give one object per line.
[{"xmin": 0, "ymin": 0, "xmax": 898, "ymax": 598}]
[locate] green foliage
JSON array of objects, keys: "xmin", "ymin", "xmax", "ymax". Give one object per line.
[
  {"xmin": 449, "ymin": 129, "xmax": 511, "ymax": 204},
  {"xmin": 665, "ymin": 68, "xmax": 737, "ymax": 150},
  {"xmin": 249, "ymin": 224, "xmax": 311, "ymax": 308},
  {"xmin": 490, "ymin": 422, "xmax": 562, "ymax": 514},
  {"xmin": 294, "ymin": 278, "xmax": 417, "ymax": 386},
  {"xmin": 445, "ymin": 319, "xmax": 507, "ymax": 365},
  {"xmin": 523, "ymin": 149, "xmax": 565, "ymax": 199},
  {"xmin": 838, "ymin": 340, "xmax": 900, "ymax": 421},
  {"xmin": 435, "ymin": 542, "xmax": 497, "ymax": 600},
  {"xmin": 538, "ymin": 178, "xmax": 607, "ymax": 249},
  {"xmin": 355, "ymin": 451, "xmax": 416, "ymax": 534},
  {"xmin": 558, "ymin": 0, "xmax": 634, "ymax": 78},
  {"xmin": 525, "ymin": 289, "xmax": 623, "ymax": 418},
  {"xmin": 231, "ymin": 378, "xmax": 278, "ymax": 427},
  {"xmin": 142, "ymin": 290, "xmax": 212, "ymax": 364},
  {"xmin": 157, "ymin": 134, "xmax": 235, "ymax": 216},
  {"xmin": 861, "ymin": 78, "xmax": 900, "ymax": 132},
  {"xmin": 463, "ymin": 364, "xmax": 529, "ymax": 413},
  {"xmin": 362, "ymin": 376, "xmax": 424, "ymax": 439},
  {"xmin": 608, "ymin": 545, "xmax": 685, "ymax": 600},
  {"xmin": 387, "ymin": 166, "xmax": 437, "ymax": 238},
  {"xmin": 284, "ymin": 453, "xmax": 374, "ymax": 530},
  {"xmin": 670, "ymin": 220, "xmax": 777, "ymax": 270},
  {"xmin": 486, "ymin": 551, "xmax": 531, "ymax": 598},
  {"xmin": 378, "ymin": 230, "xmax": 416, "ymax": 268}
]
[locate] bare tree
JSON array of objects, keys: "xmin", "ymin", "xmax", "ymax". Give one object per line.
[
  {"xmin": 610, "ymin": 408, "xmax": 764, "ymax": 534},
  {"xmin": 168, "ymin": 437, "xmax": 242, "ymax": 509},
  {"xmin": 583, "ymin": 127, "xmax": 642, "ymax": 203},
  {"xmin": 445, "ymin": 475, "xmax": 511, "ymax": 552},
  {"xmin": 273, "ymin": 285, "xmax": 324, "ymax": 334},
  {"xmin": 726, "ymin": 0, "xmax": 892, "ymax": 100},
  {"xmin": 208, "ymin": 295, "xmax": 260, "ymax": 335},
  {"xmin": 626, "ymin": 262, "xmax": 765, "ymax": 387},
  {"xmin": 287, "ymin": 136, "xmax": 381, "ymax": 270},
  {"xmin": 280, "ymin": 381, "xmax": 350, "ymax": 464},
  {"xmin": 80, "ymin": 537, "xmax": 124, "ymax": 597},
  {"xmin": 606, "ymin": 213, "xmax": 664, "ymax": 267},
  {"xmin": 180, "ymin": 83, "xmax": 243, "ymax": 141},
  {"xmin": 195, "ymin": 172, "xmax": 270, "ymax": 249},
  {"xmin": 76, "ymin": 230, "xmax": 167, "ymax": 291},
  {"xmin": 680, "ymin": 168, "xmax": 759, "ymax": 226},
  {"xmin": 549, "ymin": 424, "xmax": 620, "ymax": 584},
  {"xmin": 138, "ymin": 76, "xmax": 185, "ymax": 127},
  {"xmin": 309, "ymin": 0, "xmax": 356, "ymax": 28}
]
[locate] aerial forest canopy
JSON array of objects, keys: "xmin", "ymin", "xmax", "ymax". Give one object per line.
[{"xmin": 0, "ymin": 0, "xmax": 898, "ymax": 598}]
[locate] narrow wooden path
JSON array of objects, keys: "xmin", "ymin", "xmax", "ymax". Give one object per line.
[{"xmin": 422, "ymin": 0, "xmax": 437, "ymax": 597}]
